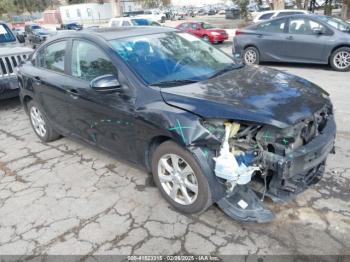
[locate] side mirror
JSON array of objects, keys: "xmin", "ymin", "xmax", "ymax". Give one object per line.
[
  {"xmin": 90, "ymin": 74, "xmax": 121, "ymax": 92},
  {"xmin": 313, "ymin": 28, "xmax": 324, "ymax": 35},
  {"xmin": 17, "ymin": 35, "xmax": 25, "ymax": 43}
]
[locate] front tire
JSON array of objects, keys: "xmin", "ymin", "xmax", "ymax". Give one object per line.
[
  {"xmin": 330, "ymin": 47, "xmax": 350, "ymax": 72},
  {"xmin": 151, "ymin": 141, "xmax": 212, "ymax": 214},
  {"xmin": 243, "ymin": 46, "xmax": 260, "ymax": 65},
  {"xmin": 28, "ymin": 101, "xmax": 61, "ymax": 142},
  {"xmin": 203, "ymin": 35, "xmax": 210, "ymax": 43}
]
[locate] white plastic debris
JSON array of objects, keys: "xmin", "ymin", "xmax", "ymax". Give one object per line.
[{"xmin": 214, "ymin": 122, "xmax": 260, "ymax": 189}]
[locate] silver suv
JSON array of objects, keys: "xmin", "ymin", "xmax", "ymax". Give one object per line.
[{"xmin": 0, "ymin": 21, "xmax": 32, "ymax": 100}]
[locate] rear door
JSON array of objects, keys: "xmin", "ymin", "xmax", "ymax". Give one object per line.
[
  {"xmin": 253, "ymin": 18, "xmax": 289, "ymax": 61},
  {"xmin": 32, "ymin": 40, "xmax": 73, "ymax": 134},
  {"xmin": 283, "ymin": 17, "xmax": 330, "ymax": 63},
  {"xmin": 65, "ymin": 40, "xmax": 137, "ymax": 160}
]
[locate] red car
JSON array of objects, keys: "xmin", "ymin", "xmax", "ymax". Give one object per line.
[{"xmin": 176, "ymin": 22, "xmax": 228, "ymax": 44}]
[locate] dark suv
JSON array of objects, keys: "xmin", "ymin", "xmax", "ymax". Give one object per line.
[{"xmin": 0, "ymin": 22, "xmax": 32, "ymax": 100}]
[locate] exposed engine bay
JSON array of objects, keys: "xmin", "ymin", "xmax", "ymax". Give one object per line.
[{"xmin": 203, "ymin": 104, "xmax": 336, "ymax": 223}]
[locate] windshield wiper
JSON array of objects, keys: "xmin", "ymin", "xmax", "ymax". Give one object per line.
[
  {"xmin": 209, "ymin": 63, "xmax": 243, "ymax": 79},
  {"xmin": 149, "ymin": 79, "xmax": 199, "ymax": 87}
]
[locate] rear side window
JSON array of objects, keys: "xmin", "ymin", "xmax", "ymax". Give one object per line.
[
  {"xmin": 71, "ymin": 40, "xmax": 117, "ymax": 81},
  {"xmin": 276, "ymin": 11, "xmax": 303, "ymax": 17},
  {"xmin": 259, "ymin": 13, "xmax": 274, "ymax": 20},
  {"xmin": 0, "ymin": 24, "xmax": 16, "ymax": 43},
  {"xmin": 257, "ymin": 18, "xmax": 287, "ymax": 33},
  {"xmin": 37, "ymin": 41, "xmax": 67, "ymax": 73}
]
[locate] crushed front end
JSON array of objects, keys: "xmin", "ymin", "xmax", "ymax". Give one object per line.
[{"xmin": 203, "ymin": 104, "xmax": 336, "ymax": 223}]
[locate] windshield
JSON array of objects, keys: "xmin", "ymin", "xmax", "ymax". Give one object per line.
[
  {"xmin": 109, "ymin": 32, "xmax": 235, "ymax": 86},
  {"xmin": 201, "ymin": 22, "xmax": 215, "ymax": 29},
  {"xmin": 32, "ymin": 25, "xmax": 41, "ymax": 30},
  {"xmin": 0, "ymin": 24, "xmax": 17, "ymax": 43},
  {"xmin": 319, "ymin": 16, "xmax": 350, "ymax": 32}
]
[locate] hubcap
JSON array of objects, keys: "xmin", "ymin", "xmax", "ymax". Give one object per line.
[
  {"xmin": 244, "ymin": 50, "xmax": 257, "ymax": 64},
  {"xmin": 334, "ymin": 51, "xmax": 350, "ymax": 69},
  {"xmin": 157, "ymin": 154, "xmax": 198, "ymax": 205},
  {"xmin": 30, "ymin": 106, "xmax": 47, "ymax": 137}
]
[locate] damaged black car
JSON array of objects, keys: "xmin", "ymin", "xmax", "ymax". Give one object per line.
[{"xmin": 18, "ymin": 27, "xmax": 336, "ymax": 223}]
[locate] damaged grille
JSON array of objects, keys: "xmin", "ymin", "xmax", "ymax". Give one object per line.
[{"xmin": 0, "ymin": 54, "xmax": 28, "ymax": 78}]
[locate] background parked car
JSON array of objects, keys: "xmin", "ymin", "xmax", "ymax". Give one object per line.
[
  {"xmin": 233, "ymin": 14, "xmax": 350, "ymax": 71},
  {"xmin": 24, "ymin": 23, "xmax": 55, "ymax": 48},
  {"xmin": 252, "ymin": 9, "xmax": 309, "ymax": 23},
  {"xmin": 57, "ymin": 22, "xmax": 83, "ymax": 31},
  {"xmin": 0, "ymin": 22, "xmax": 32, "ymax": 100},
  {"xmin": 109, "ymin": 17, "xmax": 160, "ymax": 27},
  {"xmin": 176, "ymin": 22, "xmax": 228, "ymax": 44},
  {"xmin": 142, "ymin": 9, "xmax": 166, "ymax": 23}
]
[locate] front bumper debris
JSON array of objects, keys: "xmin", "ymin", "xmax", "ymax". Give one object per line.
[
  {"xmin": 215, "ymin": 116, "xmax": 336, "ymax": 223},
  {"xmin": 217, "ymin": 185, "xmax": 275, "ymax": 223}
]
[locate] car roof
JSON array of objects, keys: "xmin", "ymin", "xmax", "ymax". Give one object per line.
[{"xmin": 52, "ymin": 26, "xmax": 177, "ymax": 41}]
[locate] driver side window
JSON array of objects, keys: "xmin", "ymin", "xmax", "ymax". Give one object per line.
[{"xmin": 71, "ymin": 40, "xmax": 117, "ymax": 82}]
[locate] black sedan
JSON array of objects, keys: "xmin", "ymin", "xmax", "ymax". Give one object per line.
[
  {"xmin": 233, "ymin": 14, "xmax": 350, "ymax": 71},
  {"xmin": 18, "ymin": 27, "xmax": 336, "ymax": 223}
]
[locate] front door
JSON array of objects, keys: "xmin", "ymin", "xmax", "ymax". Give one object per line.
[
  {"xmin": 65, "ymin": 40, "xmax": 136, "ymax": 161},
  {"xmin": 283, "ymin": 17, "xmax": 329, "ymax": 63}
]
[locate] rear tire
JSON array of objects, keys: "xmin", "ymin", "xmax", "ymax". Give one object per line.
[
  {"xmin": 330, "ymin": 47, "xmax": 350, "ymax": 72},
  {"xmin": 243, "ymin": 46, "xmax": 260, "ymax": 65},
  {"xmin": 151, "ymin": 141, "xmax": 212, "ymax": 214},
  {"xmin": 28, "ymin": 100, "xmax": 61, "ymax": 142}
]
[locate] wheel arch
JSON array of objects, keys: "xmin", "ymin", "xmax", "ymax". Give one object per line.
[
  {"xmin": 22, "ymin": 95, "xmax": 33, "ymax": 114},
  {"xmin": 328, "ymin": 44, "xmax": 350, "ymax": 63},
  {"xmin": 145, "ymin": 135, "xmax": 173, "ymax": 173}
]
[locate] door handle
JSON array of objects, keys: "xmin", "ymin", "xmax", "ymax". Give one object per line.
[
  {"xmin": 286, "ymin": 36, "xmax": 294, "ymax": 40},
  {"xmin": 68, "ymin": 89, "xmax": 79, "ymax": 99},
  {"xmin": 34, "ymin": 76, "xmax": 41, "ymax": 83},
  {"xmin": 257, "ymin": 34, "xmax": 263, "ymax": 38}
]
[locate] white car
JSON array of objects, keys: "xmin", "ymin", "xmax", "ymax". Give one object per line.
[
  {"xmin": 108, "ymin": 17, "xmax": 160, "ymax": 27},
  {"xmin": 252, "ymin": 9, "xmax": 309, "ymax": 23},
  {"xmin": 141, "ymin": 9, "xmax": 166, "ymax": 23}
]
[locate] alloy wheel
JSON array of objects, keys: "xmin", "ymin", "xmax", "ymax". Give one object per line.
[
  {"xmin": 30, "ymin": 106, "xmax": 47, "ymax": 138},
  {"xmin": 244, "ymin": 49, "xmax": 257, "ymax": 64},
  {"xmin": 157, "ymin": 153, "xmax": 198, "ymax": 205},
  {"xmin": 333, "ymin": 51, "xmax": 350, "ymax": 70}
]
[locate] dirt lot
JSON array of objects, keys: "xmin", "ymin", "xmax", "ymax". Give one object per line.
[{"xmin": 0, "ymin": 41, "xmax": 349, "ymax": 256}]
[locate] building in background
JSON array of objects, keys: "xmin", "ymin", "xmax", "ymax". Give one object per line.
[
  {"xmin": 120, "ymin": 0, "xmax": 143, "ymax": 12},
  {"xmin": 43, "ymin": 10, "xmax": 62, "ymax": 24},
  {"xmin": 58, "ymin": 0, "xmax": 127, "ymax": 24}
]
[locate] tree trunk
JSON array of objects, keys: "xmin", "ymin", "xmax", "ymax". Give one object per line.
[
  {"xmin": 341, "ymin": 0, "xmax": 350, "ymax": 20},
  {"xmin": 273, "ymin": 0, "xmax": 285, "ymax": 10}
]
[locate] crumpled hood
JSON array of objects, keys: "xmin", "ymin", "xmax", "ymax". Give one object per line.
[{"xmin": 161, "ymin": 65, "xmax": 329, "ymax": 129}]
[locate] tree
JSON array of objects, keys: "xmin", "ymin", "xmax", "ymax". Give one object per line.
[
  {"xmin": 232, "ymin": 0, "xmax": 249, "ymax": 21},
  {"xmin": 137, "ymin": 0, "xmax": 170, "ymax": 8},
  {"xmin": 272, "ymin": 0, "xmax": 285, "ymax": 9},
  {"xmin": 0, "ymin": 0, "xmax": 15, "ymax": 17},
  {"xmin": 341, "ymin": 0, "xmax": 350, "ymax": 19}
]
